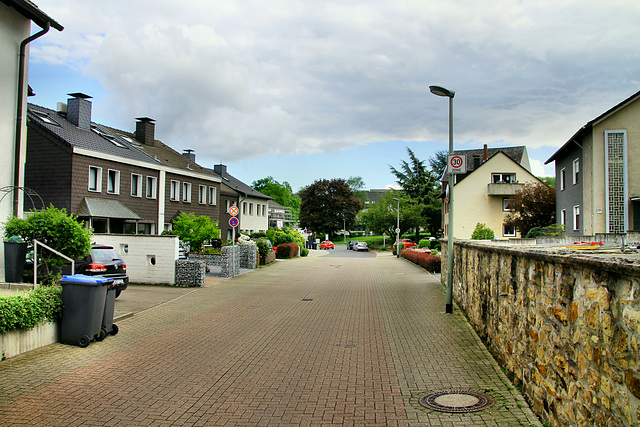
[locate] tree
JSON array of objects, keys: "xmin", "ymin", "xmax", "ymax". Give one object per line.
[
  {"xmin": 358, "ymin": 190, "xmax": 425, "ymax": 237},
  {"xmin": 252, "ymin": 176, "xmax": 301, "ymax": 222},
  {"xmin": 471, "ymin": 223, "xmax": 495, "ymax": 240},
  {"xmin": 171, "ymin": 213, "xmax": 221, "ymax": 252},
  {"xmin": 346, "ymin": 176, "xmax": 368, "ymax": 203},
  {"xmin": 505, "ymin": 181, "xmax": 556, "ymax": 237},
  {"xmin": 538, "ymin": 176, "xmax": 556, "ymax": 188},
  {"xmin": 429, "ymin": 149, "xmax": 449, "ymax": 177},
  {"xmin": 299, "ymin": 179, "xmax": 364, "ymax": 237},
  {"xmin": 389, "ymin": 147, "xmax": 442, "ymax": 238}
]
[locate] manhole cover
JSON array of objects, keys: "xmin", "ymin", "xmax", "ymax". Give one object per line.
[{"xmin": 419, "ymin": 390, "xmax": 494, "ymax": 413}]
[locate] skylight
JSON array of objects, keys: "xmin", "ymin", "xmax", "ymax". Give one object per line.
[
  {"xmin": 91, "ymin": 125, "xmax": 128, "ymax": 148},
  {"xmin": 33, "ymin": 111, "xmax": 61, "ymax": 127}
]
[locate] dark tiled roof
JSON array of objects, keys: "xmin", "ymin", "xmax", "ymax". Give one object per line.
[
  {"xmin": 3, "ymin": 0, "xmax": 64, "ymax": 31},
  {"xmin": 365, "ymin": 189, "xmax": 390, "ymax": 204},
  {"xmin": 213, "ymin": 171, "xmax": 272, "ymax": 200},
  {"xmin": 27, "ymin": 104, "xmax": 160, "ymax": 165}
]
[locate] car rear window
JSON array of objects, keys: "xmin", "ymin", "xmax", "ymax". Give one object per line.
[{"xmin": 91, "ymin": 248, "xmax": 122, "ymax": 263}]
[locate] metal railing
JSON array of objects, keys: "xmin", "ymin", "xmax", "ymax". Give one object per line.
[{"xmin": 33, "ymin": 239, "xmax": 74, "ymax": 288}]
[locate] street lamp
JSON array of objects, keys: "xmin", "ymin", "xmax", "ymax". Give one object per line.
[
  {"xmin": 429, "ymin": 85, "xmax": 455, "ymax": 314},
  {"xmin": 393, "ymin": 197, "xmax": 400, "ymax": 258}
]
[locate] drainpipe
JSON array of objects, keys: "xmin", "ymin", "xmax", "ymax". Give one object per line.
[{"xmin": 13, "ymin": 22, "xmax": 51, "ymax": 216}]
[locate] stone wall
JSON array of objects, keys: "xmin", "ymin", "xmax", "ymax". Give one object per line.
[
  {"xmin": 221, "ymin": 245, "xmax": 239, "ymax": 278},
  {"xmin": 175, "ymin": 260, "xmax": 205, "ymax": 287},
  {"xmin": 238, "ymin": 244, "xmax": 257, "ymax": 269},
  {"xmin": 442, "ymin": 241, "xmax": 640, "ymax": 426}
]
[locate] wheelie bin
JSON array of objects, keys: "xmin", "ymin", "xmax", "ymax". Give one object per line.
[
  {"xmin": 59, "ymin": 274, "xmax": 111, "ymax": 347},
  {"xmin": 97, "ymin": 279, "xmax": 119, "ymax": 341}
]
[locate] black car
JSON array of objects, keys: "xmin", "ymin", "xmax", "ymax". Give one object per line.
[
  {"xmin": 75, "ymin": 245, "xmax": 129, "ymax": 297},
  {"xmin": 347, "ymin": 240, "xmax": 358, "ymax": 250}
]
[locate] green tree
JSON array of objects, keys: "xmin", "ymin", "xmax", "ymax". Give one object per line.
[
  {"xmin": 538, "ymin": 176, "xmax": 556, "ymax": 188},
  {"xmin": 299, "ymin": 179, "xmax": 364, "ymax": 238},
  {"xmin": 429, "ymin": 149, "xmax": 449, "ymax": 176},
  {"xmin": 3, "ymin": 205, "xmax": 93, "ymax": 284},
  {"xmin": 505, "ymin": 181, "xmax": 556, "ymax": 237},
  {"xmin": 252, "ymin": 176, "xmax": 301, "ymax": 223},
  {"xmin": 471, "ymin": 223, "xmax": 495, "ymax": 240},
  {"xmin": 171, "ymin": 213, "xmax": 221, "ymax": 252},
  {"xmin": 346, "ymin": 176, "xmax": 368, "ymax": 203},
  {"xmin": 358, "ymin": 190, "xmax": 425, "ymax": 237}
]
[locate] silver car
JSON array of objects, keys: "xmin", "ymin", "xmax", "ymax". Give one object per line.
[{"xmin": 355, "ymin": 241, "xmax": 368, "ymax": 251}]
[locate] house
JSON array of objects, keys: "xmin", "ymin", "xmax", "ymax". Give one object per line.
[
  {"xmin": 442, "ymin": 145, "xmax": 539, "ymax": 239},
  {"xmin": 212, "ymin": 164, "xmax": 271, "ymax": 239},
  {"xmin": 268, "ymin": 201, "xmax": 295, "ymax": 229},
  {"xmin": 1, "ymin": 0, "xmax": 62, "ymax": 278},
  {"xmin": 545, "ymin": 89, "xmax": 640, "ymax": 235},
  {"xmin": 25, "ymin": 93, "xmax": 221, "ymax": 235}
]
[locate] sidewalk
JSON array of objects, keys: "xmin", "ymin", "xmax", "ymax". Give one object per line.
[{"xmin": 0, "ymin": 250, "xmax": 540, "ymax": 426}]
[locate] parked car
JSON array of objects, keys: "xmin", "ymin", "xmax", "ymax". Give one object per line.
[
  {"xmin": 319, "ymin": 240, "xmax": 334, "ymax": 249},
  {"xmin": 347, "ymin": 240, "xmax": 358, "ymax": 250},
  {"xmin": 393, "ymin": 239, "xmax": 417, "ymax": 254},
  {"xmin": 355, "ymin": 241, "xmax": 369, "ymax": 251},
  {"xmin": 75, "ymin": 245, "xmax": 129, "ymax": 297}
]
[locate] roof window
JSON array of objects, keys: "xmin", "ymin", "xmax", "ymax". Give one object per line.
[
  {"xmin": 33, "ymin": 110, "xmax": 61, "ymax": 127},
  {"xmin": 91, "ymin": 125, "xmax": 128, "ymax": 148}
]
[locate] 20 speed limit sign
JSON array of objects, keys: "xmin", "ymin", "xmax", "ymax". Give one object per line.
[{"xmin": 447, "ymin": 154, "xmax": 467, "ymax": 174}]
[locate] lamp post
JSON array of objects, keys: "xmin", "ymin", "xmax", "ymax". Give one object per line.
[
  {"xmin": 393, "ymin": 197, "xmax": 400, "ymax": 258},
  {"xmin": 429, "ymin": 85, "xmax": 455, "ymax": 314}
]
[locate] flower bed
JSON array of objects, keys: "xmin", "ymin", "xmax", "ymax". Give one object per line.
[{"xmin": 402, "ymin": 249, "xmax": 441, "ymax": 273}]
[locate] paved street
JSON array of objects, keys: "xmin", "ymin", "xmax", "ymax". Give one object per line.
[{"xmin": 0, "ymin": 250, "xmax": 540, "ymax": 426}]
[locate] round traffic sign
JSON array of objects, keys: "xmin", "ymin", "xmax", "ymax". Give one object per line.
[
  {"xmin": 228, "ymin": 206, "xmax": 239, "ymax": 216},
  {"xmin": 450, "ymin": 155, "xmax": 463, "ymax": 169},
  {"xmin": 229, "ymin": 217, "xmax": 239, "ymax": 228}
]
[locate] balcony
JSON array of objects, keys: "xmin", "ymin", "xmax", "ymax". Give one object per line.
[{"xmin": 487, "ymin": 182, "xmax": 524, "ymax": 196}]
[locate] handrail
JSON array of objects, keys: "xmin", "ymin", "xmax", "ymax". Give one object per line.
[{"xmin": 33, "ymin": 239, "xmax": 74, "ymax": 288}]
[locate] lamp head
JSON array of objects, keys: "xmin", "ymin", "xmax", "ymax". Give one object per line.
[{"xmin": 429, "ymin": 85, "xmax": 455, "ymax": 98}]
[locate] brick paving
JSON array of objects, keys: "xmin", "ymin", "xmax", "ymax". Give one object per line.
[{"xmin": 0, "ymin": 251, "xmax": 541, "ymax": 426}]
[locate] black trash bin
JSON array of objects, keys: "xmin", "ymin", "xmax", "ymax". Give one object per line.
[
  {"xmin": 4, "ymin": 241, "xmax": 28, "ymax": 283},
  {"xmin": 59, "ymin": 274, "xmax": 111, "ymax": 347},
  {"xmin": 99, "ymin": 279, "xmax": 119, "ymax": 340}
]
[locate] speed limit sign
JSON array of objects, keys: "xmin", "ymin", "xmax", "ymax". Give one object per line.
[{"xmin": 447, "ymin": 154, "xmax": 467, "ymax": 174}]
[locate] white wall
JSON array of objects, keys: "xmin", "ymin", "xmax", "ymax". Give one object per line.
[
  {"xmin": 240, "ymin": 196, "xmax": 269, "ymax": 234},
  {"xmin": 94, "ymin": 234, "xmax": 179, "ymax": 285}
]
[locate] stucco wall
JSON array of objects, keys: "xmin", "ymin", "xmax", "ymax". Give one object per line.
[{"xmin": 443, "ymin": 240, "xmax": 640, "ymax": 426}]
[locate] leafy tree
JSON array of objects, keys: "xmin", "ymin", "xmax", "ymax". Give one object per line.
[
  {"xmin": 538, "ymin": 176, "xmax": 556, "ymax": 188},
  {"xmin": 346, "ymin": 176, "xmax": 368, "ymax": 203},
  {"xmin": 471, "ymin": 223, "xmax": 495, "ymax": 240},
  {"xmin": 3, "ymin": 205, "xmax": 93, "ymax": 285},
  {"xmin": 389, "ymin": 147, "xmax": 442, "ymax": 238},
  {"xmin": 429, "ymin": 149, "xmax": 449, "ymax": 177},
  {"xmin": 358, "ymin": 190, "xmax": 425, "ymax": 238},
  {"xmin": 171, "ymin": 213, "xmax": 221, "ymax": 252},
  {"xmin": 299, "ymin": 179, "xmax": 364, "ymax": 238},
  {"xmin": 252, "ymin": 176, "xmax": 301, "ymax": 222},
  {"xmin": 505, "ymin": 181, "xmax": 556, "ymax": 237}
]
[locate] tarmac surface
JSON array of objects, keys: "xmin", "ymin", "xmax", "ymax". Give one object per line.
[{"xmin": 0, "ymin": 250, "xmax": 541, "ymax": 426}]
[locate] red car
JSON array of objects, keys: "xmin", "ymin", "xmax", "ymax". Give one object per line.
[
  {"xmin": 393, "ymin": 239, "xmax": 417, "ymax": 254},
  {"xmin": 319, "ymin": 241, "xmax": 334, "ymax": 249}
]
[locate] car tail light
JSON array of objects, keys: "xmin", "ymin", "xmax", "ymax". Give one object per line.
[
  {"xmin": 86, "ymin": 263, "xmax": 107, "ymax": 273},
  {"xmin": 122, "ymin": 264, "xmax": 126, "ymax": 271}
]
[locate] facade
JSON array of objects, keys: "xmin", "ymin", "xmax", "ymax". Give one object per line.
[
  {"xmin": 268, "ymin": 201, "xmax": 295, "ymax": 229},
  {"xmin": 25, "ymin": 94, "xmax": 221, "ymax": 235},
  {"xmin": 442, "ymin": 145, "xmax": 539, "ymax": 239},
  {"xmin": 546, "ymin": 90, "xmax": 640, "ymax": 235}
]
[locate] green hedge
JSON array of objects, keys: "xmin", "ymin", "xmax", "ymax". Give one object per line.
[
  {"xmin": 0, "ymin": 286, "xmax": 62, "ymax": 333},
  {"xmin": 402, "ymin": 250, "xmax": 442, "ymax": 273}
]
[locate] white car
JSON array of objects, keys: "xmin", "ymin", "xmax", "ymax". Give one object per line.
[{"xmin": 355, "ymin": 241, "xmax": 368, "ymax": 251}]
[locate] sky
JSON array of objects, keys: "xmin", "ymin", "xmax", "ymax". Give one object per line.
[{"xmin": 26, "ymin": 0, "xmax": 640, "ymax": 192}]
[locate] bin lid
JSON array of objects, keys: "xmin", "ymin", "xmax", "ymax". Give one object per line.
[{"xmin": 59, "ymin": 274, "xmax": 113, "ymax": 285}]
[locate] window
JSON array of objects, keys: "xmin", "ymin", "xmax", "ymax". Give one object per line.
[
  {"xmin": 88, "ymin": 166, "xmax": 102, "ymax": 192},
  {"xmin": 182, "ymin": 182, "xmax": 192, "ymax": 203},
  {"xmin": 170, "ymin": 180, "xmax": 180, "ymax": 201},
  {"xmin": 503, "ymin": 224, "xmax": 516, "ymax": 237},
  {"xmin": 199, "ymin": 185, "xmax": 207, "ymax": 204},
  {"xmin": 503, "ymin": 198, "xmax": 515, "ymax": 212},
  {"xmin": 131, "ymin": 173, "xmax": 142, "ymax": 197},
  {"xmin": 33, "ymin": 110, "xmax": 61, "ymax": 127},
  {"xmin": 226, "ymin": 199, "xmax": 231, "ymax": 212},
  {"xmin": 560, "ymin": 168, "xmax": 566, "ymax": 191},
  {"xmin": 146, "ymin": 176, "xmax": 157, "ymax": 199},
  {"xmin": 243, "ymin": 202, "xmax": 247, "ymax": 215},
  {"xmin": 107, "ymin": 170, "xmax": 120, "ymax": 194},
  {"xmin": 209, "ymin": 187, "xmax": 217, "ymax": 205},
  {"xmin": 560, "ymin": 209, "xmax": 566, "ymax": 226},
  {"xmin": 573, "ymin": 206, "xmax": 580, "ymax": 231},
  {"xmin": 572, "ymin": 159, "xmax": 580, "ymax": 185},
  {"xmin": 492, "ymin": 173, "xmax": 516, "ymax": 183},
  {"xmin": 262, "ymin": 204, "xmax": 266, "ymax": 216},
  {"xmin": 249, "ymin": 203, "xmax": 253, "ymax": 215}
]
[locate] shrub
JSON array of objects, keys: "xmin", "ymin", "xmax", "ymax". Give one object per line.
[
  {"xmin": 0, "ymin": 285, "xmax": 62, "ymax": 333},
  {"xmin": 300, "ymin": 248, "xmax": 309, "ymax": 257},
  {"xmin": 276, "ymin": 243, "xmax": 299, "ymax": 259},
  {"xmin": 402, "ymin": 250, "xmax": 441, "ymax": 273},
  {"xmin": 418, "ymin": 239, "xmax": 430, "ymax": 248},
  {"xmin": 526, "ymin": 224, "xmax": 565, "ymax": 238},
  {"xmin": 471, "ymin": 223, "xmax": 495, "ymax": 240}
]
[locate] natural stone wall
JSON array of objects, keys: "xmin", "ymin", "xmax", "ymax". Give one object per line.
[
  {"xmin": 188, "ymin": 252, "xmax": 224, "ymax": 266},
  {"xmin": 238, "ymin": 244, "xmax": 257, "ymax": 269},
  {"xmin": 175, "ymin": 260, "xmax": 205, "ymax": 287},
  {"xmin": 221, "ymin": 245, "xmax": 239, "ymax": 278},
  {"xmin": 442, "ymin": 241, "xmax": 640, "ymax": 426}
]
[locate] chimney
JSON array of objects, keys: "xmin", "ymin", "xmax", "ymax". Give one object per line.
[
  {"xmin": 183, "ymin": 149, "xmax": 196, "ymax": 162},
  {"xmin": 67, "ymin": 93, "xmax": 92, "ymax": 130},
  {"xmin": 135, "ymin": 117, "xmax": 156, "ymax": 146},
  {"xmin": 483, "ymin": 144, "xmax": 488, "ymax": 162},
  {"xmin": 214, "ymin": 164, "xmax": 227, "ymax": 179}
]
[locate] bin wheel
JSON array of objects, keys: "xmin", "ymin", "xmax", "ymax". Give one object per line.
[
  {"xmin": 96, "ymin": 328, "xmax": 107, "ymax": 341},
  {"xmin": 78, "ymin": 335, "xmax": 91, "ymax": 348},
  {"xmin": 110, "ymin": 324, "xmax": 119, "ymax": 336}
]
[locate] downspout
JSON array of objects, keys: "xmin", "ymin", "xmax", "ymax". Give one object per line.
[{"xmin": 13, "ymin": 22, "xmax": 51, "ymax": 216}]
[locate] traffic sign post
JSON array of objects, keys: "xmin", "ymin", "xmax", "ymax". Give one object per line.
[
  {"xmin": 228, "ymin": 205, "xmax": 239, "ymax": 216},
  {"xmin": 447, "ymin": 154, "xmax": 466, "ymax": 174}
]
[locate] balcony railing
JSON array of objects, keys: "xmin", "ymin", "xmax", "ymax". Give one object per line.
[{"xmin": 487, "ymin": 182, "xmax": 524, "ymax": 196}]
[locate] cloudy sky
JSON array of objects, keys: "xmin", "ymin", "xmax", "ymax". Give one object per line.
[{"xmin": 27, "ymin": 0, "xmax": 640, "ymax": 191}]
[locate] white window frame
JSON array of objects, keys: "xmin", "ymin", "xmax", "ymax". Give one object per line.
[
  {"xmin": 503, "ymin": 198, "xmax": 514, "ymax": 212},
  {"xmin": 249, "ymin": 203, "xmax": 253, "ymax": 215},
  {"xmin": 107, "ymin": 169, "xmax": 120, "ymax": 194},
  {"xmin": 209, "ymin": 187, "xmax": 217, "ymax": 205},
  {"xmin": 560, "ymin": 209, "xmax": 566, "ymax": 226},
  {"xmin": 560, "ymin": 168, "xmax": 566, "ymax": 191},
  {"xmin": 131, "ymin": 173, "xmax": 143, "ymax": 197},
  {"xmin": 492, "ymin": 173, "xmax": 516, "ymax": 184},
  {"xmin": 182, "ymin": 182, "xmax": 192, "ymax": 203},
  {"xmin": 243, "ymin": 202, "xmax": 247, "ymax": 215},
  {"xmin": 503, "ymin": 224, "xmax": 516, "ymax": 237},
  {"xmin": 573, "ymin": 205, "xmax": 580, "ymax": 231},
  {"xmin": 146, "ymin": 176, "xmax": 157, "ymax": 199},
  {"xmin": 170, "ymin": 180, "xmax": 180, "ymax": 201},
  {"xmin": 88, "ymin": 166, "xmax": 102, "ymax": 192},
  {"xmin": 572, "ymin": 159, "xmax": 579, "ymax": 185},
  {"xmin": 198, "ymin": 185, "xmax": 207, "ymax": 204}
]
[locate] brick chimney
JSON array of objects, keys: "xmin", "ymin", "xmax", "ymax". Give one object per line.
[
  {"xmin": 182, "ymin": 149, "xmax": 196, "ymax": 162},
  {"xmin": 483, "ymin": 144, "xmax": 488, "ymax": 161},
  {"xmin": 214, "ymin": 164, "xmax": 227, "ymax": 179},
  {"xmin": 135, "ymin": 117, "xmax": 155, "ymax": 146},
  {"xmin": 67, "ymin": 93, "xmax": 92, "ymax": 130}
]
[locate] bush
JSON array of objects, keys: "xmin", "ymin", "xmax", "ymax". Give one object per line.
[
  {"xmin": 266, "ymin": 229, "xmax": 305, "ymax": 248},
  {"xmin": 418, "ymin": 239, "xmax": 431, "ymax": 248},
  {"xmin": 471, "ymin": 223, "xmax": 495, "ymax": 240},
  {"xmin": 300, "ymin": 248, "xmax": 309, "ymax": 257},
  {"xmin": 402, "ymin": 250, "xmax": 441, "ymax": 273},
  {"xmin": 526, "ymin": 224, "xmax": 565, "ymax": 238},
  {"xmin": 0, "ymin": 285, "xmax": 62, "ymax": 333},
  {"xmin": 276, "ymin": 243, "xmax": 299, "ymax": 259}
]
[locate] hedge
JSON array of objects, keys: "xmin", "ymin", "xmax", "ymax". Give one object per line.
[
  {"xmin": 402, "ymin": 250, "xmax": 441, "ymax": 273},
  {"xmin": 0, "ymin": 285, "xmax": 62, "ymax": 333},
  {"xmin": 276, "ymin": 243, "xmax": 299, "ymax": 259}
]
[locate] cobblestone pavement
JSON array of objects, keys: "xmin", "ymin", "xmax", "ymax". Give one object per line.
[{"xmin": 0, "ymin": 251, "xmax": 541, "ymax": 426}]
